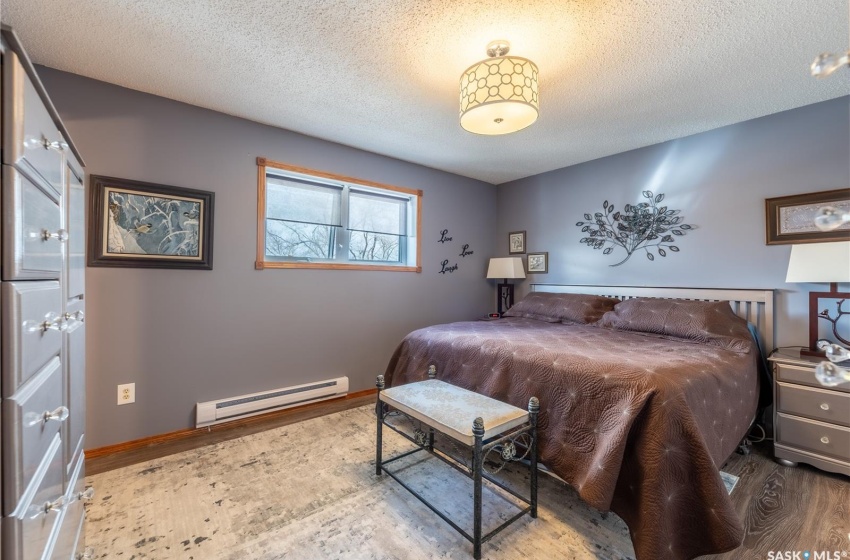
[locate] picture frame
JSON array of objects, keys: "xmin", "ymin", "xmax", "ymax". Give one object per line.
[
  {"xmin": 527, "ymin": 251, "xmax": 548, "ymax": 274},
  {"xmin": 765, "ymin": 189, "xmax": 850, "ymax": 245},
  {"xmin": 508, "ymin": 230, "xmax": 526, "ymax": 254},
  {"xmin": 88, "ymin": 175, "xmax": 215, "ymax": 269}
]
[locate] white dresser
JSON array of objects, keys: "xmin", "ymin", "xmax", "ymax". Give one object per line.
[{"xmin": 1, "ymin": 26, "xmax": 91, "ymax": 559}]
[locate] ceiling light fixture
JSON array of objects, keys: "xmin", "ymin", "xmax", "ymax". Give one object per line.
[{"xmin": 459, "ymin": 40, "xmax": 539, "ymax": 135}]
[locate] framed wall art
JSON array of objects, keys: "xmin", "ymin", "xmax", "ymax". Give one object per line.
[
  {"xmin": 527, "ymin": 251, "xmax": 548, "ymax": 274},
  {"xmin": 89, "ymin": 175, "xmax": 215, "ymax": 269},
  {"xmin": 508, "ymin": 230, "xmax": 526, "ymax": 254},
  {"xmin": 765, "ymin": 189, "xmax": 850, "ymax": 245}
]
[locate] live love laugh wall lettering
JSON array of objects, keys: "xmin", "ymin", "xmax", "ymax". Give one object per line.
[
  {"xmin": 436, "ymin": 229, "xmax": 474, "ymax": 274},
  {"xmin": 439, "ymin": 260, "xmax": 459, "ymax": 274},
  {"xmin": 576, "ymin": 190, "xmax": 696, "ymax": 267}
]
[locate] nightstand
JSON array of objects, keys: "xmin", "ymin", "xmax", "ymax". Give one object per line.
[{"xmin": 768, "ymin": 349, "xmax": 850, "ymax": 476}]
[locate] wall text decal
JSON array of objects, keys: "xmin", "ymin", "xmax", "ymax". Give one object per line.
[
  {"xmin": 439, "ymin": 259, "xmax": 458, "ymax": 274},
  {"xmin": 576, "ymin": 190, "xmax": 695, "ymax": 266},
  {"xmin": 438, "ymin": 229, "xmax": 453, "ymax": 243},
  {"xmin": 459, "ymin": 243, "xmax": 474, "ymax": 257}
]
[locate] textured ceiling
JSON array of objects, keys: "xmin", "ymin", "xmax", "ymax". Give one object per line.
[{"xmin": 2, "ymin": 0, "xmax": 848, "ymax": 184}]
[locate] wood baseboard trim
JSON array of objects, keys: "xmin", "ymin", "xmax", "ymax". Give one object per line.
[{"xmin": 85, "ymin": 388, "xmax": 377, "ymax": 471}]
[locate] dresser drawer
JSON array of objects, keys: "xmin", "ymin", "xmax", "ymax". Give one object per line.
[
  {"xmin": 2, "ymin": 48, "xmax": 64, "ymax": 195},
  {"xmin": 51, "ymin": 453, "xmax": 88, "ymax": 560},
  {"xmin": 2, "ymin": 165, "xmax": 64, "ymax": 280},
  {"xmin": 63, "ymin": 299, "xmax": 86, "ymax": 473},
  {"xmin": 3, "ymin": 434, "xmax": 64, "ymax": 560},
  {"xmin": 775, "ymin": 363, "xmax": 850, "ymax": 393},
  {"xmin": 54, "ymin": 500, "xmax": 86, "ymax": 560},
  {"xmin": 3, "ymin": 357, "xmax": 64, "ymax": 515},
  {"xmin": 65, "ymin": 155, "xmax": 86, "ymax": 299},
  {"xmin": 2, "ymin": 281, "xmax": 63, "ymax": 396},
  {"xmin": 776, "ymin": 413, "xmax": 850, "ymax": 462},
  {"xmin": 777, "ymin": 382, "xmax": 850, "ymax": 427}
]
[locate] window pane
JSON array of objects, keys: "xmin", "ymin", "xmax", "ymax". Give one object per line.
[
  {"xmin": 267, "ymin": 176, "xmax": 341, "ymax": 226},
  {"xmin": 258, "ymin": 162, "xmax": 420, "ymax": 270},
  {"xmin": 266, "ymin": 219, "xmax": 336, "ymax": 259},
  {"xmin": 348, "ymin": 231, "xmax": 401, "ymax": 262},
  {"xmin": 349, "ymin": 190, "xmax": 405, "ymax": 235}
]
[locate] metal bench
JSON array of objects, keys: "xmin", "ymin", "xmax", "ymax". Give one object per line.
[{"xmin": 375, "ymin": 366, "xmax": 539, "ymax": 559}]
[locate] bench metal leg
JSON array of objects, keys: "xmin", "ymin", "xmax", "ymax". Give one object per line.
[
  {"xmin": 376, "ymin": 375, "xmax": 385, "ymax": 476},
  {"xmin": 529, "ymin": 396, "xmax": 539, "ymax": 518},
  {"xmin": 427, "ymin": 366, "xmax": 436, "ymax": 452},
  {"xmin": 472, "ymin": 417, "xmax": 484, "ymax": 560}
]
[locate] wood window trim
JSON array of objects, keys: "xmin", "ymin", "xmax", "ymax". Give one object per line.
[{"xmin": 256, "ymin": 157, "xmax": 422, "ymax": 272}]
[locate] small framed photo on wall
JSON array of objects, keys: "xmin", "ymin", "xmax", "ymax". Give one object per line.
[
  {"xmin": 527, "ymin": 251, "xmax": 548, "ymax": 274},
  {"xmin": 508, "ymin": 231, "xmax": 526, "ymax": 254}
]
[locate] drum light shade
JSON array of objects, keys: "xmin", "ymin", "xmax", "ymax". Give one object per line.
[{"xmin": 460, "ymin": 41, "xmax": 539, "ymax": 135}]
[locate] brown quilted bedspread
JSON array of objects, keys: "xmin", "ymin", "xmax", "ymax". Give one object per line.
[{"xmin": 384, "ymin": 318, "xmax": 759, "ymax": 560}]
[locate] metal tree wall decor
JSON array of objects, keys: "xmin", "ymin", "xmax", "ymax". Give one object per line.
[{"xmin": 576, "ymin": 190, "xmax": 695, "ymax": 266}]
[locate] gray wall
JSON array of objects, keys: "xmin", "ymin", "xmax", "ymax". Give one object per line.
[
  {"xmin": 38, "ymin": 68, "xmax": 498, "ymax": 449},
  {"xmin": 39, "ymin": 64, "xmax": 850, "ymax": 448},
  {"xmin": 497, "ymin": 97, "xmax": 850, "ymax": 349}
]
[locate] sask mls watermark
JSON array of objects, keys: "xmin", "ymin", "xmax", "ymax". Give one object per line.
[{"xmin": 767, "ymin": 551, "xmax": 848, "ymax": 560}]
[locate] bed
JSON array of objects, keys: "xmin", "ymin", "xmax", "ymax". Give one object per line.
[{"xmin": 383, "ymin": 284, "xmax": 775, "ymax": 560}]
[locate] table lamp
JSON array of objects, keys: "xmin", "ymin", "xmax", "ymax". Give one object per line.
[
  {"xmin": 486, "ymin": 257, "xmax": 525, "ymax": 316},
  {"xmin": 785, "ymin": 241, "xmax": 850, "ymax": 356}
]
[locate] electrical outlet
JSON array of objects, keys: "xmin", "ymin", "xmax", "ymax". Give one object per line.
[{"xmin": 117, "ymin": 383, "xmax": 135, "ymax": 405}]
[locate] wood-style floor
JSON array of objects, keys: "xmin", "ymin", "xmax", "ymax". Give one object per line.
[
  {"xmin": 706, "ymin": 442, "xmax": 849, "ymax": 559},
  {"xmin": 87, "ymin": 398, "xmax": 849, "ymax": 559}
]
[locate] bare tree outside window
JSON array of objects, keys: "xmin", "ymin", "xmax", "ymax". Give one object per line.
[{"xmin": 266, "ymin": 221, "xmax": 335, "ymax": 259}]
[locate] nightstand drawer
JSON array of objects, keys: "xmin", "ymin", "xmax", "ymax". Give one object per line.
[
  {"xmin": 776, "ymin": 413, "xmax": 850, "ymax": 462},
  {"xmin": 775, "ymin": 363, "xmax": 850, "ymax": 393},
  {"xmin": 777, "ymin": 382, "xmax": 850, "ymax": 427}
]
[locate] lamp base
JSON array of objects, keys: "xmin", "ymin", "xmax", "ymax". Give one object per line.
[
  {"xmin": 806, "ymin": 283, "xmax": 850, "ymax": 357},
  {"xmin": 496, "ymin": 281, "xmax": 515, "ymax": 316}
]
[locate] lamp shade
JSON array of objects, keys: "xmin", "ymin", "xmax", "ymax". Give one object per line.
[
  {"xmin": 459, "ymin": 41, "xmax": 539, "ymax": 135},
  {"xmin": 487, "ymin": 257, "xmax": 525, "ymax": 279},
  {"xmin": 785, "ymin": 242, "xmax": 850, "ymax": 283}
]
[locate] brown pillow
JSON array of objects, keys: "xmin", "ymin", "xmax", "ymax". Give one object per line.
[
  {"xmin": 598, "ymin": 298, "xmax": 753, "ymax": 352},
  {"xmin": 504, "ymin": 292, "xmax": 620, "ymax": 324}
]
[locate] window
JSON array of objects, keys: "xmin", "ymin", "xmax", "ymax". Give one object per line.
[{"xmin": 256, "ymin": 158, "xmax": 421, "ymax": 271}]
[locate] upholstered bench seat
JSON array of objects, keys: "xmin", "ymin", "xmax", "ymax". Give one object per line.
[{"xmin": 379, "ymin": 380, "xmax": 530, "ymax": 445}]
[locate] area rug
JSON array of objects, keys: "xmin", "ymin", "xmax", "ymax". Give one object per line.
[{"xmin": 84, "ymin": 406, "xmax": 736, "ymax": 559}]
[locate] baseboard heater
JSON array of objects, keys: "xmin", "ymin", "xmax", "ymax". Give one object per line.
[{"xmin": 195, "ymin": 376, "xmax": 349, "ymax": 428}]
